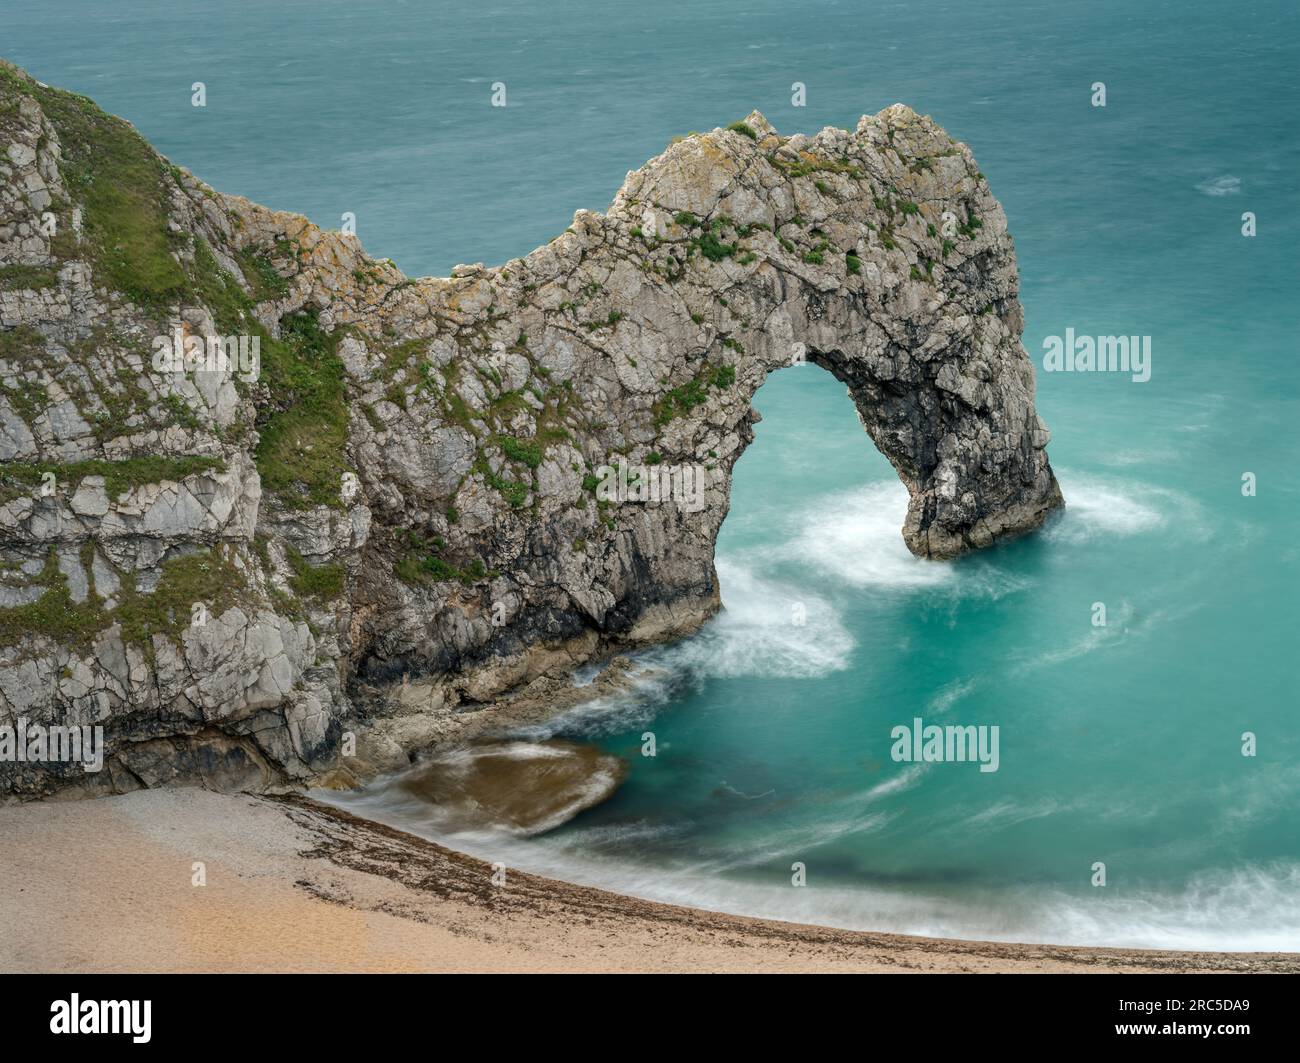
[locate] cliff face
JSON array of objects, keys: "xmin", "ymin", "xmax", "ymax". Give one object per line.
[{"xmin": 0, "ymin": 62, "xmax": 1061, "ymax": 798}]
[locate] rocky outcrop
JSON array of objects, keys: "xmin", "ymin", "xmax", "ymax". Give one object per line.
[{"xmin": 0, "ymin": 62, "xmax": 1061, "ymax": 798}]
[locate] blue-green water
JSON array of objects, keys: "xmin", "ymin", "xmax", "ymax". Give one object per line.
[{"xmin": 8, "ymin": 0, "xmax": 1297, "ymax": 949}]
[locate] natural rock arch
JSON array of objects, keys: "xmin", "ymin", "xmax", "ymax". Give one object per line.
[
  {"xmin": 0, "ymin": 62, "xmax": 1060, "ymax": 794},
  {"xmin": 325, "ymin": 107, "xmax": 1062, "ymax": 683}
]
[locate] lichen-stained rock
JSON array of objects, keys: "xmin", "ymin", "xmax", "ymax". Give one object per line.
[{"xmin": 0, "ymin": 62, "xmax": 1061, "ymax": 799}]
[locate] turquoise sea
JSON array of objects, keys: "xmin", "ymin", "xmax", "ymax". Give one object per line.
[{"xmin": 7, "ymin": 0, "xmax": 1297, "ymax": 948}]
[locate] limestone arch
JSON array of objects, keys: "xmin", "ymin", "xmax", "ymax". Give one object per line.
[{"xmin": 311, "ymin": 107, "xmax": 1063, "ymax": 669}]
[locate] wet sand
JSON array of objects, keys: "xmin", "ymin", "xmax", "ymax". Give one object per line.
[{"xmin": 1, "ymin": 788, "xmax": 1295, "ymax": 973}]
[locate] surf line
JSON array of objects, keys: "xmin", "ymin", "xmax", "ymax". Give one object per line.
[{"xmin": 890, "ymin": 717, "xmax": 1000, "ymax": 773}]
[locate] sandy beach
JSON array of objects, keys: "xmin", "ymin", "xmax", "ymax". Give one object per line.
[{"xmin": 1, "ymin": 789, "xmax": 1293, "ymax": 974}]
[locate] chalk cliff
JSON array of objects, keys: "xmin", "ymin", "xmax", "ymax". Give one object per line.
[{"xmin": 0, "ymin": 61, "xmax": 1061, "ymax": 797}]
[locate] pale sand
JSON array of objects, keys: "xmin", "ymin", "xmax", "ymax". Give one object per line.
[{"xmin": 0, "ymin": 789, "xmax": 1294, "ymax": 973}]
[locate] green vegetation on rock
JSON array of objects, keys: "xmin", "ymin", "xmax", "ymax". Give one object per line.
[
  {"xmin": 0, "ymin": 455, "xmax": 222, "ymax": 504},
  {"xmin": 254, "ymin": 308, "xmax": 351, "ymax": 509},
  {"xmin": 652, "ymin": 362, "xmax": 737, "ymax": 426},
  {"xmin": 0, "ymin": 544, "xmax": 246, "ymax": 655},
  {"xmin": 114, "ymin": 547, "xmax": 245, "ymax": 652},
  {"xmin": 0, "ymin": 263, "xmax": 58, "ymax": 291},
  {"xmin": 393, "ymin": 529, "xmax": 489, "ymax": 587},
  {"xmin": 0, "ymin": 64, "xmax": 187, "ymax": 312},
  {"xmin": 235, "ymin": 245, "xmax": 291, "ymax": 302},
  {"xmin": 285, "ymin": 545, "xmax": 345, "ymax": 600},
  {"xmin": 0, "ymin": 549, "xmax": 105, "ymax": 649}
]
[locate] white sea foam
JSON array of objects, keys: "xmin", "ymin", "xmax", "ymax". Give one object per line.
[
  {"xmin": 662, "ymin": 558, "xmax": 854, "ymax": 680},
  {"xmin": 509, "ymin": 555, "xmax": 856, "ymax": 742},
  {"xmin": 1017, "ymin": 601, "xmax": 1133, "ymax": 668},
  {"xmin": 781, "ymin": 481, "xmax": 954, "ymax": 590},
  {"xmin": 927, "ymin": 677, "xmax": 977, "ymax": 715},
  {"xmin": 963, "ymin": 797, "xmax": 1075, "ymax": 830},
  {"xmin": 1025, "ymin": 865, "xmax": 1300, "ymax": 952},
  {"xmin": 1016, "ymin": 596, "xmax": 1210, "ymax": 674},
  {"xmin": 535, "ymin": 853, "xmax": 1300, "ymax": 952},
  {"xmin": 554, "ymin": 820, "xmax": 692, "ymax": 850},
  {"xmin": 709, "ymin": 812, "xmax": 895, "ymax": 872},
  {"xmin": 1195, "ymin": 174, "xmax": 1241, "ymax": 196},
  {"xmin": 756, "ymin": 480, "xmax": 1030, "ymax": 602},
  {"xmin": 857, "ymin": 764, "xmax": 927, "ymax": 801},
  {"xmin": 513, "ymin": 664, "xmax": 676, "ymax": 741},
  {"xmin": 1045, "ymin": 473, "xmax": 1166, "ymax": 544},
  {"xmin": 1210, "ymin": 762, "xmax": 1300, "ymax": 831},
  {"xmin": 699, "ymin": 767, "xmax": 926, "ymax": 871}
]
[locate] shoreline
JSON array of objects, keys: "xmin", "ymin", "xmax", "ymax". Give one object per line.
[{"xmin": 1, "ymin": 788, "xmax": 1294, "ymax": 974}]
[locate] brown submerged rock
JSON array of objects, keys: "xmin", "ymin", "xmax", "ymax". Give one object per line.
[{"xmin": 394, "ymin": 738, "xmax": 627, "ymax": 835}]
